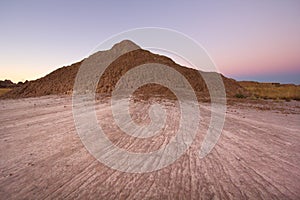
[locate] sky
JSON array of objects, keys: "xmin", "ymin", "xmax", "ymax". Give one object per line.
[{"xmin": 0, "ymin": 0, "xmax": 299, "ymax": 84}]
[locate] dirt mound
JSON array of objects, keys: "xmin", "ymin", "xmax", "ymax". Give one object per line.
[{"xmin": 2, "ymin": 40, "xmax": 248, "ymax": 100}]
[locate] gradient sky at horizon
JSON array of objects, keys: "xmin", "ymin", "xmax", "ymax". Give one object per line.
[{"xmin": 1, "ymin": 0, "xmax": 299, "ymax": 84}]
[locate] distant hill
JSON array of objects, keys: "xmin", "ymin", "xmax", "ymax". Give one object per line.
[
  {"xmin": 0, "ymin": 79, "xmax": 24, "ymax": 88},
  {"xmin": 2, "ymin": 40, "xmax": 248, "ymax": 100}
]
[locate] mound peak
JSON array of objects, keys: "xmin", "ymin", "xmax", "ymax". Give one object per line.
[{"xmin": 111, "ymin": 40, "xmax": 141, "ymax": 50}]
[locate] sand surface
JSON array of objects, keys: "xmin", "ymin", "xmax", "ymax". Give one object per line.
[{"xmin": 0, "ymin": 96, "xmax": 299, "ymax": 199}]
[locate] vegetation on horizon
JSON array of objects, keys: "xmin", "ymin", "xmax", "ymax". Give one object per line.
[{"xmin": 239, "ymin": 81, "xmax": 300, "ymax": 101}]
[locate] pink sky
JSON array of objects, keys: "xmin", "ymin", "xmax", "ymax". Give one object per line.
[{"xmin": 0, "ymin": 0, "xmax": 299, "ymax": 84}]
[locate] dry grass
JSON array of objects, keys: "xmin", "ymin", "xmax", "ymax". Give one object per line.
[
  {"xmin": 0, "ymin": 88, "xmax": 12, "ymax": 96},
  {"xmin": 239, "ymin": 81, "xmax": 300, "ymax": 101}
]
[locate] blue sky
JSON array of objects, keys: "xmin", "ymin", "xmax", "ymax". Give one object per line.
[{"xmin": 1, "ymin": 0, "xmax": 299, "ymax": 84}]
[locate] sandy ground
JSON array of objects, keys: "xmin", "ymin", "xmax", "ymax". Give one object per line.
[{"xmin": 0, "ymin": 95, "xmax": 299, "ymax": 199}]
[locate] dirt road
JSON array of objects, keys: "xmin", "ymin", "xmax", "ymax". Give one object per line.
[{"xmin": 0, "ymin": 96, "xmax": 299, "ymax": 199}]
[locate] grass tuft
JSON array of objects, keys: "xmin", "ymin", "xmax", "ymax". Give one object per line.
[{"xmin": 0, "ymin": 88, "xmax": 12, "ymax": 96}]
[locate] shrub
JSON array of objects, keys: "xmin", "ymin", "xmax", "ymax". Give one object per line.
[{"xmin": 235, "ymin": 93, "xmax": 246, "ymax": 98}]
